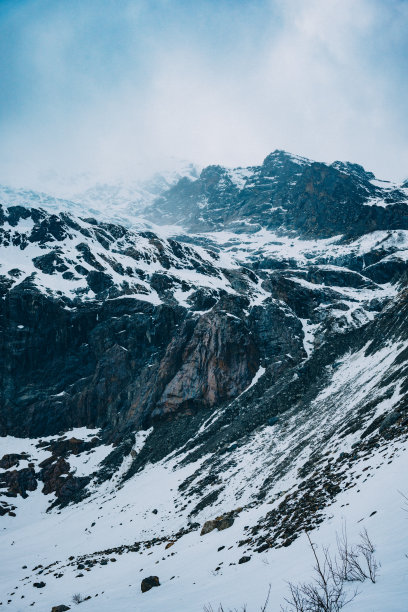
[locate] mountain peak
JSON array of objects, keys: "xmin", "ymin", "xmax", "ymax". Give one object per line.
[{"xmin": 262, "ymin": 149, "xmax": 312, "ymax": 168}]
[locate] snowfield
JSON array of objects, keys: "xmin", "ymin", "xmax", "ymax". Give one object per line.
[{"xmin": 1, "ymin": 435, "xmax": 407, "ymax": 611}]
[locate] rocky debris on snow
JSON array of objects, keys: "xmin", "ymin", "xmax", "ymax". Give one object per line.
[
  {"xmin": 0, "ymin": 434, "xmax": 98, "ymax": 510},
  {"xmin": 45, "ymin": 522, "xmax": 200, "ymax": 582}
]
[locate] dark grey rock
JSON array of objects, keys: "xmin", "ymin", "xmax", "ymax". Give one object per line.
[{"xmin": 141, "ymin": 576, "xmax": 160, "ymax": 593}]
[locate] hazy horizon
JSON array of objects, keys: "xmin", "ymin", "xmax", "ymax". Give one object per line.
[{"xmin": 1, "ymin": 0, "xmax": 407, "ymax": 191}]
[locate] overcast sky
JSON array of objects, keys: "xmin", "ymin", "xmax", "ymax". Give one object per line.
[{"xmin": 0, "ymin": 0, "xmax": 407, "ymax": 187}]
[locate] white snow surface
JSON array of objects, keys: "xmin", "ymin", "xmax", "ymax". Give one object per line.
[
  {"xmin": 0, "ymin": 211, "xmax": 251, "ymax": 306},
  {"xmin": 189, "ymin": 228, "xmax": 408, "ymax": 268}
]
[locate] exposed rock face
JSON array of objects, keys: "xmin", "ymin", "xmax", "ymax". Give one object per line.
[
  {"xmin": 0, "ymin": 287, "xmax": 267, "ymax": 436},
  {"xmin": 0, "ymin": 453, "xmax": 27, "ymax": 469},
  {"xmin": 0, "ymin": 466, "xmax": 37, "ymax": 498},
  {"xmin": 145, "ymin": 150, "xmax": 408, "ymax": 238},
  {"xmin": 248, "ymin": 299, "xmax": 305, "ymax": 364},
  {"xmin": 153, "ymin": 302, "xmax": 259, "ymax": 417},
  {"xmin": 39, "ymin": 456, "xmax": 70, "ymax": 495},
  {"xmin": 263, "ymin": 273, "xmax": 343, "ymax": 319}
]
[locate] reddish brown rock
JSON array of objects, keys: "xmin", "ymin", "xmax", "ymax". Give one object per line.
[
  {"xmin": 39, "ymin": 457, "xmax": 70, "ymax": 495},
  {"xmin": 0, "ymin": 467, "xmax": 37, "ymax": 498},
  {"xmin": 153, "ymin": 305, "xmax": 259, "ymax": 417}
]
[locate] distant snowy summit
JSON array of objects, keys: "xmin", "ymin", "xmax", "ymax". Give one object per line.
[
  {"xmin": 145, "ymin": 150, "xmax": 408, "ymax": 237},
  {"xmin": 1, "ymin": 148, "xmax": 408, "ymax": 309},
  {"xmin": 1, "ymin": 151, "xmax": 407, "ymax": 238},
  {"xmin": 0, "ymin": 159, "xmax": 199, "ymax": 229}
]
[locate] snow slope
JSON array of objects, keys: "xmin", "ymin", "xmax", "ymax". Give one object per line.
[{"xmin": 1, "ymin": 305, "xmax": 407, "ymax": 610}]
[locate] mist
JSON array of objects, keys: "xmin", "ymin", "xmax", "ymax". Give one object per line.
[{"xmin": 1, "ymin": 0, "xmax": 407, "ymax": 191}]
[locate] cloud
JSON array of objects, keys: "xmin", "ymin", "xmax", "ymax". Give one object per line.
[{"xmin": 0, "ymin": 0, "xmax": 407, "ymax": 189}]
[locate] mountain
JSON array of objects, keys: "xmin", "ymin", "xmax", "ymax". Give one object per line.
[
  {"xmin": 0, "ymin": 161, "xmax": 199, "ymax": 229},
  {"xmin": 0, "ymin": 151, "xmax": 408, "ymax": 611},
  {"xmin": 145, "ymin": 150, "xmax": 408, "ymax": 237}
]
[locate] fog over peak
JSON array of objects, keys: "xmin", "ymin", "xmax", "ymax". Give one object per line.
[{"xmin": 1, "ymin": 0, "xmax": 407, "ymax": 190}]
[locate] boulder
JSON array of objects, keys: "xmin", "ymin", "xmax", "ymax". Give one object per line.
[
  {"xmin": 0, "ymin": 466, "xmax": 37, "ymax": 498},
  {"xmin": 217, "ymin": 516, "xmax": 234, "ymax": 531},
  {"xmin": 200, "ymin": 514, "xmax": 235, "ymax": 535},
  {"xmin": 51, "ymin": 606, "xmax": 70, "ymax": 612},
  {"xmin": 141, "ymin": 576, "xmax": 160, "ymax": 593},
  {"xmin": 200, "ymin": 520, "xmax": 218, "ymax": 536}
]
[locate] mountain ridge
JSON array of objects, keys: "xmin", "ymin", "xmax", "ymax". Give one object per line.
[{"xmin": 0, "ymin": 151, "xmax": 407, "ymax": 611}]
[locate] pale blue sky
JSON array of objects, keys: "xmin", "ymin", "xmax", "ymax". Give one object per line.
[{"xmin": 0, "ymin": 0, "xmax": 407, "ymax": 185}]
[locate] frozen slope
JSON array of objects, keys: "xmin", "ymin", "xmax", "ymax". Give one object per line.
[
  {"xmin": 2, "ymin": 450, "xmax": 408, "ymax": 611},
  {"xmin": 1, "ymin": 289, "xmax": 408, "ymax": 611}
]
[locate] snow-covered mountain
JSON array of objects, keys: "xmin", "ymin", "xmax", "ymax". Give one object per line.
[
  {"xmin": 1, "ymin": 151, "xmax": 408, "ymax": 611},
  {"xmin": 0, "ymin": 161, "xmax": 199, "ymax": 229},
  {"xmin": 145, "ymin": 150, "xmax": 408, "ymax": 236}
]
